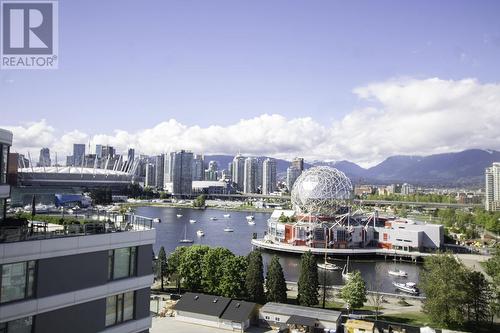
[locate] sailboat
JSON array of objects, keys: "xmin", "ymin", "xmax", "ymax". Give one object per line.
[
  {"xmin": 342, "ymin": 256, "xmax": 353, "ymax": 281},
  {"xmin": 317, "ymin": 239, "xmax": 341, "ymax": 271},
  {"xmin": 179, "ymin": 221, "xmax": 193, "ymax": 243},
  {"xmin": 223, "ymin": 218, "xmax": 234, "ymax": 232}
]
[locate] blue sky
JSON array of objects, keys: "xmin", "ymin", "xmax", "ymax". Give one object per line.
[{"xmin": 2, "ymin": 0, "xmax": 500, "ymax": 164}]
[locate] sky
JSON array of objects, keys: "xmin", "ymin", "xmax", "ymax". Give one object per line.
[{"xmin": 1, "ymin": 0, "xmax": 500, "ymax": 167}]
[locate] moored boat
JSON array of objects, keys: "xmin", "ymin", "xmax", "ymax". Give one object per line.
[
  {"xmin": 176, "ymin": 214, "xmax": 183, "ymax": 218},
  {"xmin": 189, "ymin": 219, "xmax": 196, "ymax": 223},
  {"xmin": 393, "ymin": 282, "xmax": 419, "ymax": 295},
  {"xmin": 223, "ymin": 227, "xmax": 234, "ymax": 232},
  {"xmin": 153, "ymin": 218, "xmax": 161, "ymax": 223},
  {"xmin": 196, "ymin": 230, "xmax": 205, "ymax": 237},
  {"xmin": 388, "ymin": 269, "xmax": 408, "ymax": 277},
  {"xmin": 246, "ymin": 215, "xmax": 254, "ymax": 221},
  {"xmin": 223, "ymin": 214, "xmax": 231, "ymax": 218}
]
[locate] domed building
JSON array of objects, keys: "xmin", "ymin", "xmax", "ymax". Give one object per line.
[
  {"xmin": 255, "ymin": 166, "xmax": 444, "ymax": 254},
  {"xmin": 291, "ymin": 166, "xmax": 353, "ymax": 216}
]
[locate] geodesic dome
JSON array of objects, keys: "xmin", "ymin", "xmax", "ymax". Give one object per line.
[{"xmin": 291, "ymin": 166, "xmax": 353, "ymax": 216}]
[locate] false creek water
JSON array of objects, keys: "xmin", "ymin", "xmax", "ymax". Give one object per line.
[{"xmin": 134, "ymin": 205, "xmax": 422, "ymax": 294}]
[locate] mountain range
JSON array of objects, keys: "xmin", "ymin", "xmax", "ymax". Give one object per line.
[{"xmin": 205, "ymin": 149, "xmax": 500, "ymax": 187}]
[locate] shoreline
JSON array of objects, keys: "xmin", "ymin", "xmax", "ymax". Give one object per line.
[{"xmin": 125, "ymin": 202, "xmax": 275, "ymax": 213}]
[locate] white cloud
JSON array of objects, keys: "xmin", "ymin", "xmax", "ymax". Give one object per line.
[{"xmin": 3, "ymin": 78, "xmax": 500, "ymax": 167}]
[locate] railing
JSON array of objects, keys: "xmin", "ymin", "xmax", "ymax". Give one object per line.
[{"xmin": 0, "ymin": 212, "xmax": 154, "ymax": 243}]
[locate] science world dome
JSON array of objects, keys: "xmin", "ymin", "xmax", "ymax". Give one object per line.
[{"xmin": 291, "ymin": 166, "xmax": 353, "ymax": 216}]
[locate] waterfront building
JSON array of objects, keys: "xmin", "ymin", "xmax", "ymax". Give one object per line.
[
  {"xmin": 255, "ymin": 158, "xmax": 264, "ymax": 193},
  {"xmin": 205, "ymin": 161, "xmax": 218, "ymax": 181},
  {"xmin": 66, "ymin": 155, "xmax": 74, "ymax": 166},
  {"xmin": 286, "ymin": 166, "xmax": 301, "ymax": 192},
  {"xmin": 262, "ymin": 158, "xmax": 277, "ymax": 195},
  {"xmin": 291, "ymin": 157, "xmax": 304, "ymax": 171},
  {"xmin": 37, "ymin": 148, "xmax": 51, "ymax": 167},
  {"xmin": 73, "ymin": 144, "xmax": 86, "ymax": 167},
  {"xmin": 95, "ymin": 144, "xmax": 103, "ymax": 158},
  {"xmin": 243, "ymin": 157, "xmax": 257, "ymax": 194},
  {"xmin": 102, "ymin": 145, "xmax": 116, "ymax": 159},
  {"xmin": 401, "ymin": 183, "xmax": 414, "ymax": 195},
  {"xmin": 485, "ymin": 162, "xmax": 500, "ymax": 211},
  {"xmin": 0, "ymin": 129, "xmax": 12, "ymax": 222},
  {"xmin": 145, "ymin": 163, "xmax": 156, "ymax": 187},
  {"xmin": 232, "ymin": 154, "xmax": 245, "ymax": 191},
  {"xmin": 255, "ymin": 166, "xmax": 443, "ymax": 255},
  {"xmin": 0, "ymin": 214, "xmax": 155, "ymax": 333},
  {"xmin": 164, "ymin": 151, "xmax": 193, "ymax": 196},
  {"xmin": 192, "ymin": 154, "xmax": 204, "ymax": 181},
  {"xmin": 154, "ymin": 154, "xmax": 164, "ymax": 189},
  {"xmin": 192, "ymin": 181, "xmax": 233, "ymax": 195}
]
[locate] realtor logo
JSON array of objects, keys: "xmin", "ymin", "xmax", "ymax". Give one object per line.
[{"xmin": 1, "ymin": 1, "xmax": 58, "ymax": 69}]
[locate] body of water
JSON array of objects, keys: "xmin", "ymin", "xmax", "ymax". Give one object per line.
[{"xmin": 134, "ymin": 206, "xmax": 422, "ymax": 294}]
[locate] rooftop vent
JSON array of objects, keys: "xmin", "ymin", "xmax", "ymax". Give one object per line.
[
  {"xmin": 194, "ymin": 296, "xmax": 199, "ymax": 300},
  {"xmin": 236, "ymin": 303, "xmax": 241, "ymax": 308},
  {"xmin": 213, "ymin": 298, "xmax": 218, "ymax": 303}
]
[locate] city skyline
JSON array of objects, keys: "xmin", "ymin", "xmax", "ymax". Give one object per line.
[{"xmin": 2, "ymin": 1, "xmax": 500, "ymax": 166}]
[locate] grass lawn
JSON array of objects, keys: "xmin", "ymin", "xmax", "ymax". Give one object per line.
[{"xmin": 375, "ymin": 312, "xmax": 431, "ymax": 326}]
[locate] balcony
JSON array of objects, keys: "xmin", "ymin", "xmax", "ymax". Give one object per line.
[{"xmin": 0, "ymin": 212, "xmax": 154, "ymax": 244}]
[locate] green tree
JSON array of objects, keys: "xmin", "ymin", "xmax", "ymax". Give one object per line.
[
  {"xmin": 265, "ymin": 255, "xmax": 287, "ymax": 303},
  {"xmin": 157, "ymin": 246, "xmax": 168, "ymax": 291},
  {"xmin": 167, "ymin": 246, "xmax": 188, "ymax": 292},
  {"xmin": 464, "ymin": 270, "xmax": 493, "ymax": 325},
  {"xmin": 179, "ymin": 245, "xmax": 210, "ymax": 291},
  {"xmin": 297, "ymin": 251, "xmax": 319, "ymax": 307},
  {"xmin": 245, "ymin": 250, "xmax": 265, "ymax": 304},
  {"xmin": 420, "ymin": 253, "xmax": 468, "ymax": 328},
  {"xmin": 202, "ymin": 247, "xmax": 234, "ymax": 294},
  {"xmin": 340, "ymin": 270, "xmax": 367, "ymax": 311},
  {"xmin": 193, "ymin": 195, "xmax": 206, "ymax": 208},
  {"xmin": 220, "ymin": 256, "xmax": 248, "ymax": 298}
]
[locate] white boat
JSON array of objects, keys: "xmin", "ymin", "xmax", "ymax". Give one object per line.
[
  {"xmin": 210, "ymin": 217, "xmax": 218, "ymax": 221},
  {"xmin": 388, "ymin": 269, "xmax": 408, "ymax": 277},
  {"xmin": 393, "ymin": 282, "xmax": 419, "ymax": 295},
  {"xmin": 247, "ymin": 220, "xmax": 256, "ymax": 225},
  {"xmin": 318, "ymin": 261, "xmax": 341, "ymax": 271},
  {"xmin": 223, "ymin": 227, "xmax": 234, "ymax": 232},
  {"xmin": 189, "ymin": 219, "xmax": 197, "ymax": 223},
  {"xmin": 223, "ymin": 214, "xmax": 231, "ymax": 218},
  {"xmin": 153, "ymin": 218, "xmax": 161, "ymax": 223},
  {"xmin": 196, "ymin": 230, "xmax": 205, "ymax": 237},
  {"xmin": 246, "ymin": 215, "xmax": 254, "ymax": 221},
  {"xmin": 342, "ymin": 256, "xmax": 353, "ymax": 281},
  {"xmin": 176, "ymin": 214, "xmax": 183, "ymax": 218},
  {"xmin": 179, "ymin": 221, "xmax": 193, "ymax": 243}
]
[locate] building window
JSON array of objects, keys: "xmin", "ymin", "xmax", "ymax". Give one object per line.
[
  {"xmin": 275, "ymin": 317, "xmax": 280, "ymax": 322},
  {"xmin": 265, "ymin": 316, "xmax": 270, "ymax": 320},
  {"xmin": 108, "ymin": 247, "xmax": 136, "ymax": 280},
  {"xmin": 0, "ymin": 316, "xmax": 33, "ymax": 333},
  {"xmin": 105, "ymin": 291, "xmax": 135, "ymax": 327},
  {"xmin": 0, "ymin": 261, "xmax": 36, "ymax": 304},
  {"xmin": 0, "ymin": 144, "xmax": 8, "ymax": 184}
]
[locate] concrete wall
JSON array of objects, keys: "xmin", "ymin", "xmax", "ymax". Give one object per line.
[
  {"xmin": 37, "ymin": 251, "xmax": 108, "ymax": 297},
  {"xmin": 34, "ymin": 298, "xmax": 106, "ymax": 333}
]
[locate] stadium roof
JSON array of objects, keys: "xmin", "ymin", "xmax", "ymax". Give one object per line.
[{"xmin": 18, "ymin": 167, "xmax": 132, "ymax": 176}]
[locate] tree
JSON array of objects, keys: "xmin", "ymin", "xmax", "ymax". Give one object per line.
[
  {"xmin": 245, "ymin": 250, "xmax": 265, "ymax": 304},
  {"xmin": 167, "ymin": 246, "xmax": 188, "ymax": 293},
  {"xmin": 464, "ymin": 270, "xmax": 493, "ymax": 326},
  {"xmin": 179, "ymin": 245, "xmax": 210, "ymax": 291},
  {"xmin": 193, "ymin": 195, "xmax": 206, "ymax": 208},
  {"xmin": 202, "ymin": 247, "xmax": 234, "ymax": 294},
  {"xmin": 220, "ymin": 256, "xmax": 248, "ymax": 298},
  {"xmin": 297, "ymin": 251, "xmax": 319, "ymax": 306},
  {"xmin": 157, "ymin": 246, "xmax": 168, "ymax": 291},
  {"xmin": 420, "ymin": 253, "xmax": 468, "ymax": 328},
  {"xmin": 265, "ymin": 255, "xmax": 287, "ymax": 303},
  {"xmin": 340, "ymin": 270, "xmax": 367, "ymax": 311},
  {"xmin": 368, "ymin": 265, "xmax": 385, "ymax": 320}
]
